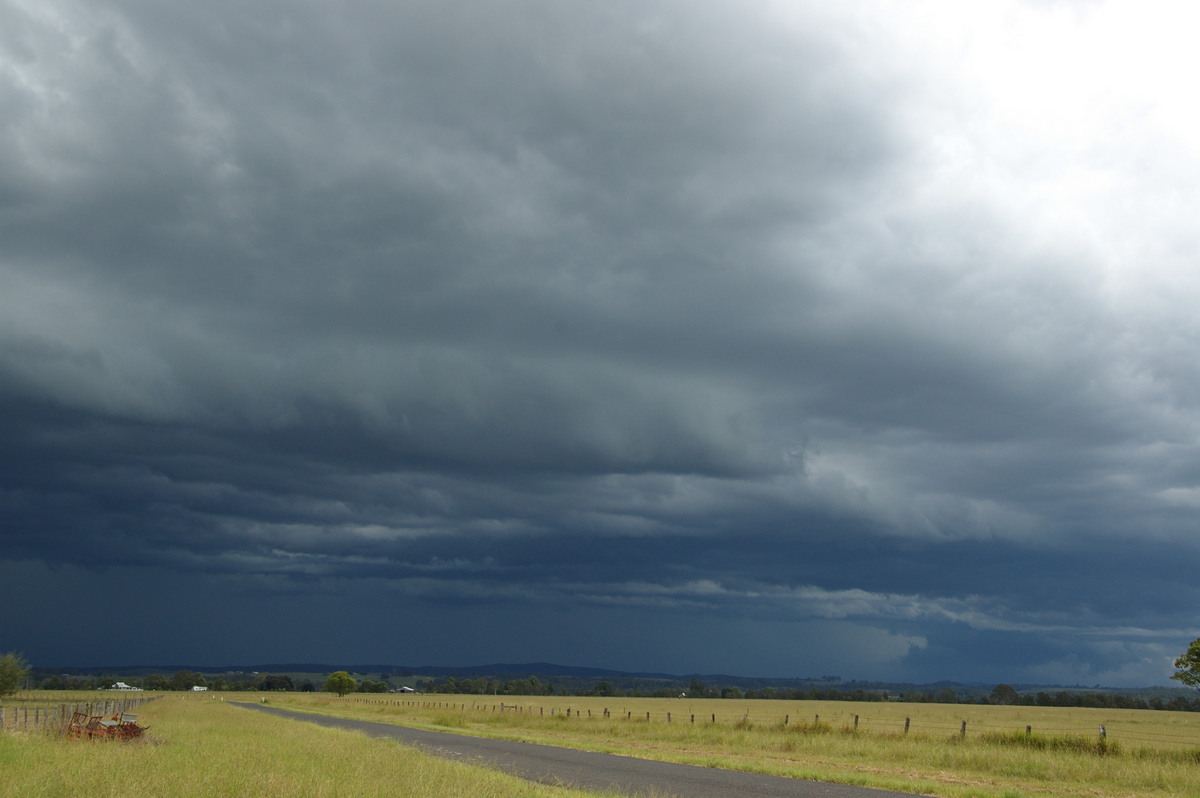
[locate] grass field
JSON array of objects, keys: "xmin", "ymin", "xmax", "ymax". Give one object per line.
[
  {"xmin": 8, "ymin": 690, "xmax": 1200, "ymax": 796},
  {"xmin": 259, "ymin": 692, "xmax": 1200, "ymax": 797},
  {"xmin": 0, "ymin": 694, "xmax": 619, "ymax": 798}
]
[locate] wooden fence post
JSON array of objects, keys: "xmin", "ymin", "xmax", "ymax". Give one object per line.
[
  {"xmin": 960, "ymin": 720, "xmax": 967, "ymax": 738},
  {"xmin": 904, "ymin": 717, "xmax": 910, "ymax": 734}
]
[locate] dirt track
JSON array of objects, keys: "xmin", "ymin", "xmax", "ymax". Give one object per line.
[{"xmin": 234, "ymin": 702, "xmax": 923, "ymax": 798}]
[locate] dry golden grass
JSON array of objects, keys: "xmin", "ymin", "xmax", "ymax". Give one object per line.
[
  {"xmin": 0, "ymin": 694, "xmax": 621, "ymax": 798},
  {"xmin": 261, "ymin": 692, "xmax": 1200, "ymax": 797}
]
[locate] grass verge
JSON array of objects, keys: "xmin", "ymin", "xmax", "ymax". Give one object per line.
[{"xmin": 0, "ymin": 695, "xmax": 621, "ymax": 798}]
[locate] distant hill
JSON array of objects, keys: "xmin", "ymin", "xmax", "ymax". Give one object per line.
[{"xmin": 37, "ymin": 660, "xmax": 1183, "ymax": 700}]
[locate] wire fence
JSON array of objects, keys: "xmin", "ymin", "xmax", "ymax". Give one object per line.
[
  {"xmin": 0, "ymin": 696, "xmax": 160, "ymax": 732},
  {"xmin": 344, "ymin": 696, "xmax": 1200, "ymax": 750}
]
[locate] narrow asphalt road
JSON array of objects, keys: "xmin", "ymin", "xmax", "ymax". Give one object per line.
[{"xmin": 234, "ymin": 703, "xmax": 925, "ymax": 798}]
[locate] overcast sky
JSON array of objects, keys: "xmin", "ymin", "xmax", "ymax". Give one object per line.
[{"xmin": 4, "ymin": 0, "xmax": 1200, "ymax": 686}]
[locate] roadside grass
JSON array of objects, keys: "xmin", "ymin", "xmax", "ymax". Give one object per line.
[
  {"xmin": 260, "ymin": 693, "xmax": 1200, "ymax": 797},
  {"xmin": 0, "ymin": 695, "xmax": 621, "ymax": 798}
]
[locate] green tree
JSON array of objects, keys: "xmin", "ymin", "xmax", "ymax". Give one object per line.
[
  {"xmin": 0, "ymin": 652, "xmax": 30, "ymax": 696},
  {"xmin": 934, "ymin": 688, "xmax": 958, "ymax": 703},
  {"xmin": 257, "ymin": 674, "xmax": 295, "ymax": 691},
  {"xmin": 324, "ymin": 671, "xmax": 357, "ymax": 696},
  {"xmin": 170, "ymin": 670, "xmax": 207, "ymax": 691},
  {"xmin": 1172, "ymin": 637, "xmax": 1200, "ymax": 688},
  {"xmin": 990, "ymin": 684, "xmax": 1019, "ymax": 705},
  {"xmin": 144, "ymin": 673, "xmax": 170, "ymax": 691}
]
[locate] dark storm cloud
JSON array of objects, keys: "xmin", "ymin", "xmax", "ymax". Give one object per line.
[{"xmin": 3, "ymin": 0, "xmax": 1199, "ymax": 683}]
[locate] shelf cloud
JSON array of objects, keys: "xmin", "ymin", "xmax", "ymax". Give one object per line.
[{"xmin": 3, "ymin": 0, "xmax": 1199, "ymax": 685}]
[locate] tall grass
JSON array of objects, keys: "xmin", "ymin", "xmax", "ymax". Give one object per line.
[
  {"xmin": 264, "ymin": 693, "xmax": 1200, "ymax": 797},
  {"xmin": 0, "ymin": 695, "xmax": 619, "ymax": 798}
]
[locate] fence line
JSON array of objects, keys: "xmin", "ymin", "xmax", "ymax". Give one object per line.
[
  {"xmin": 340, "ymin": 696, "xmax": 1200, "ymax": 749},
  {"xmin": 0, "ymin": 696, "xmax": 160, "ymax": 732}
]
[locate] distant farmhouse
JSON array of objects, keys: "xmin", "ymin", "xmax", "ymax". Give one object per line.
[
  {"xmin": 192, "ymin": 685, "xmax": 208, "ymax": 691},
  {"xmin": 108, "ymin": 682, "xmax": 142, "ymax": 691}
]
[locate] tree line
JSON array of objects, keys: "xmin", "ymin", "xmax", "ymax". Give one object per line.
[
  {"xmin": 420, "ymin": 676, "xmax": 1200, "ymax": 711},
  {"xmin": 19, "ymin": 632, "xmax": 1200, "ymax": 714},
  {"xmin": 32, "ymin": 669, "xmax": 318, "ymax": 692},
  {"xmin": 22, "ymin": 667, "xmax": 1200, "ymax": 711}
]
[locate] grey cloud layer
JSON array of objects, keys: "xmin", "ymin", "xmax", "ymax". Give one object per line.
[{"xmin": 3, "ymin": 0, "xmax": 1198, "ymax": 683}]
